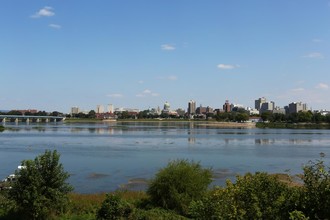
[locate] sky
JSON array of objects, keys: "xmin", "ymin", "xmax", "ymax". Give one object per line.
[{"xmin": 1, "ymin": 0, "xmax": 330, "ymax": 113}]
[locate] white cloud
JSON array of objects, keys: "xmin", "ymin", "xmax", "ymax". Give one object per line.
[
  {"xmin": 49, "ymin": 24, "xmax": 61, "ymax": 29},
  {"xmin": 107, "ymin": 93, "xmax": 123, "ymax": 98},
  {"xmin": 138, "ymin": 80, "xmax": 144, "ymax": 84},
  {"xmin": 31, "ymin": 6, "xmax": 55, "ymax": 18},
  {"xmin": 303, "ymin": 52, "xmax": 324, "ymax": 59},
  {"xmin": 217, "ymin": 64, "xmax": 240, "ymax": 70},
  {"xmin": 161, "ymin": 44, "xmax": 176, "ymax": 51},
  {"xmin": 143, "ymin": 89, "xmax": 152, "ymax": 94},
  {"xmin": 168, "ymin": 75, "xmax": 177, "ymax": 81},
  {"xmin": 291, "ymin": 88, "xmax": 305, "ymax": 92},
  {"xmin": 312, "ymin": 39, "xmax": 323, "ymax": 43},
  {"xmin": 316, "ymin": 83, "xmax": 329, "ymax": 90},
  {"xmin": 136, "ymin": 89, "xmax": 159, "ymax": 98}
]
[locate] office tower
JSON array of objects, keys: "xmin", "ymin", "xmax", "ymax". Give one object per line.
[{"xmin": 188, "ymin": 100, "xmax": 196, "ymax": 115}]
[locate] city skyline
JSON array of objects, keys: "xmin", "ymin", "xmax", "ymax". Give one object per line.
[{"xmin": 1, "ymin": 1, "xmax": 330, "ymax": 113}]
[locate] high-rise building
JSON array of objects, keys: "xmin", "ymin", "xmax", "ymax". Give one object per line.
[
  {"xmin": 188, "ymin": 100, "xmax": 196, "ymax": 115},
  {"xmin": 96, "ymin": 105, "xmax": 104, "ymax": 114},
  {"xmin": 223, "ymin": 100, "xmax": 231, "ymax": 112},
  {"xmin": 255, "ymin": 97, "xmax": 267, "ymax": 110},
  {"xmin": 107, "ymin": 104, "xmax": 114, "ymax": 113},
  {"xmin": 288, "ymin": 102, "xmax": 307, "ymax": 114},
  {"xmin": 71, "ymin": 107, "xmax": 80, "ymax": 115}
]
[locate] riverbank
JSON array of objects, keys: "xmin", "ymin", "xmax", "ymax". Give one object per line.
[{"xmin": 256, "ymin": 122, "xmax": 330, "ymax": 129}]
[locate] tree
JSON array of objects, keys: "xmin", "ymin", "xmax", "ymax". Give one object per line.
[
  {"xmin": 96, "ymin": 193, "xmax": 132, "ymax": 220},
  {"xmin": 10, "ymin": 150, "xmax": 73, "ymax": 219},
  {"xmin": 88, "ymin": 110, "xmax": 96, "ymax": 118},
  {"xmin": 189, "ymin": 172, "xmax": 300, "ymax": 220},
  {"xmin": 147, "ymin": 159, "xmax": 212, "ymax": 215},
  {"xmin": 302, "ymin": 156, "xmax": 330, "ymax": 219}
]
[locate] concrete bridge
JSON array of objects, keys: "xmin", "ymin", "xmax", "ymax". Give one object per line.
[{"xmin": 0, "ymin": 115, "xmax": 65, "ymax": 123}]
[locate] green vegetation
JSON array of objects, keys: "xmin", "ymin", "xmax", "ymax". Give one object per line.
[
  {"xmin": 1, "ymin": 154, "xmax": 330, "ymax": 219},
  {"xmin": 4, "ymin": 150, "xmax": 73, "ymax": 219},
  {"xmin": 147, "ymin": 160, "xmax": 212, "ymax": 215},
  {"xmin": 0, "ymin": 125, "xmax": 4, "ymax": 132}
]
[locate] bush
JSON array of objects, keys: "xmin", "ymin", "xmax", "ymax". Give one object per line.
[
  {"xmin": 130, "ymin": 208, "xmax": 188, "ymax": 220},
  {"xmin": 189, "ymin": 172, "xmax": 300, "ymax": 219},
  {"xmin": 302, "ymin": 157, "xmax": 330, "ymax": 219},
  {"xmin": 9, "ymin": 150, "xmax": 73, "ymax": 219},
  {"xmin": 147, "ymin": 159, "xmax": 212, "ymax": 215},
  {"xmin": 96, "ymin": 193, "xmax": 132, "ymax": 220}
]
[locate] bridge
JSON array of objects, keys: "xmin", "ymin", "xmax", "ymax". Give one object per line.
[{"xmin": 0, "ymin": 115, "xmax": 65, "ymax": 123}]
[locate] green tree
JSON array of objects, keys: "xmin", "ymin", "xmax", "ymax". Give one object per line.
[
  {"xmin": 88, "ymin": 110, "xmax": 96, "ymax": 118},
  {"xmin": 96, "ymin": 193, "xmax": 132, "ymax": 220},
  {"xmin": 10, "ymin": 150, "xmax": 73, "ymax": 219},
  {"xmin": 302, "ymin": 156, "xmax": 330, "ymax": 219},
  {"xmin": 235, "ymin": 113, "xmax": 249, "ymax": 122},
  {"xmin": 147, "ymin": 159, "xmax": 212, "ymax": 215},
  {"xmin": 190, "ymin": 172, "xmax": 300, "ymax": 220}
]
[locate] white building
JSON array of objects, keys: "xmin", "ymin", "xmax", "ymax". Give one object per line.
[
  {"xmin": 71, "ymin": 107, "xmax": 80, "ymax": 115},
  {"xmin": 96, "ymin": 105, "xmax": 104, "ymax": 114},
  {"xmin": 107, "ymin": 104, "xmax": 114, "ymax": 113}
]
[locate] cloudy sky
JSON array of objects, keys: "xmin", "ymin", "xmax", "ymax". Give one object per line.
[{"xmin": 1, "ymin": 0, "xmax": 330, "ymax": 113}]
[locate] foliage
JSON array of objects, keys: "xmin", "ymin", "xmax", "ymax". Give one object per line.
[
  {"xmin": 301, "ymin": 157, "xmax": 330, "ymax": 219},
  {"xmin": 130, "ymin": 208, "xmax": 188, "ymax": 220},
  {"xmin": 96, "ymin": 193, "xmax": 132, "ymax": 220},
  {"xmin": 189, "ymin": 172, "xmax": 300, "ymax": 220},
  {"xmin": 0, "ymin": 125, "xmax": 4, "ymax": 132},
  {"xmin": 147, "ymin": 159, "xmax": 212, "ymax": 215},
  {"xmin": 9, "ymin": 150, "xmax": 73, "ymax": 220},
  {"xmin": 289, "ymin": 210, "xmax": 310, "ymax": 220}
]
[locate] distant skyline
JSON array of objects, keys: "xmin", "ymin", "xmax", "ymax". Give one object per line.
[{"xmin": 1, "ymin": 1, "xmax": 330, "ymax": 113}]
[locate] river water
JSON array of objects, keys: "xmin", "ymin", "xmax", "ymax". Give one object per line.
[{"xmin": 1, "ymin": 121, "xmax": 330, "ymax": 193}]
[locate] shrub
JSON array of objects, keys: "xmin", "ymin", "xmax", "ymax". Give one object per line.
[
  {"xmin": 189, "ymin": 172, "xmax": 300, "ymax": 219},
  {"xmin": 130, "ymin": 208, "xmax": 188, "ymax": 220},
  {"xmin": 9, "ymin": 150, "xmax": 73, "ymax": 219},
  {"xmin": 96, "ymin": 193, "xmax": 132, "ymax": 220},
  {"xmin": 147, "ymin": 159, "xmax": 212, "ymax": 215},
  {"xmin": 302, "ymin": 157, "xmax": 330, "ymax": 219}
]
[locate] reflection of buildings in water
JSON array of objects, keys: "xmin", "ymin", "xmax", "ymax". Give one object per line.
[
  {"xmin": 189, "ymin": 122, "xmax": 194, "ymax": 129},
  {"xmin": 95, "ymin": 128, "xmax": 105, "ymax": 134},
  {"xmin": 188, "ymin": 137, "xmax": 196, "ymax": 144},
  {"xmin": 224, "ymin": 139, "xmax": 230, "ymax": 144},
  {"xmin": 255, "ymin": 139, "xmax": 275, "ymax": 145},
  {"xmin": 70, "ymin": 128, "xmax": 84, "ymax": 133},
  {"xmin": 289, "ymin": 139, "xmax": 312, "ymax": 144},
  {"xmin": 108, "ymin": 128, "xmax": 114, "ymax": 135}
]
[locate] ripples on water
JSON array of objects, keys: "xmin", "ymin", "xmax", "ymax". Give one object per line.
[{"xmin": 1, "ymin": 121, "xmax": 330, "ymax": 193}]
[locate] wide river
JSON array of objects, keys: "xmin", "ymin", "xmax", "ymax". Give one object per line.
[{"xmin": 1, "ymin": 121, "xmax": 330, "ymax": 193}]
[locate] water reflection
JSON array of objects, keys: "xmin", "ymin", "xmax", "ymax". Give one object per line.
[{"xmin": 1, "ymin": 122, "xmax": 330, "ymax": 193}]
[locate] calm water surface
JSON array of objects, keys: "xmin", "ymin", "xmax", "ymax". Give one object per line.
[{"xmin": 1, "ymin": 121, "xmax": 330, "ymax": 193}]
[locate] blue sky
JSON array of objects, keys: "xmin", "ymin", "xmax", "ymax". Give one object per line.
[{"xmin": 1, "ymin": 1, "xmax": 330, "ymax": 113}]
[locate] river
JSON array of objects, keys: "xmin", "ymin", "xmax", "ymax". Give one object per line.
[{"xmin": 1, "ymin": 121, "xmax": 330, "ymax": 193}]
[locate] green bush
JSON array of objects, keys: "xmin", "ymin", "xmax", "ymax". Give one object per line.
[
  {"xmin": 130, "ymin": 207, "xmax": 188, "ymax": 220},
  {"xmin": 9, "ymin": 150, "xmax": 73, "ymax": 220},
  {"xmin": 189, "ymin": 172, "xmax": 300, "ymax": 220},
  {"xmin": 147, "ymin": 159, "xmax": 212, "ymax": 215},
  {"xmin": 96, "ymin": 193, "xmax": 132, "ymax": 220},
  {"xmin": 302, "ymin": 158, "xmax": 330, "ymax": 219}
]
